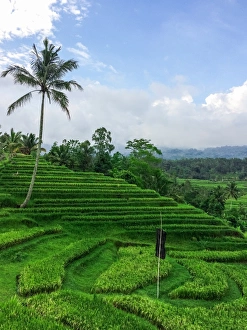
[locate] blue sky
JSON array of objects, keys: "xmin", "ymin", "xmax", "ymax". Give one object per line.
[{"xmin": 1, "ymin": 0, "xmax": 247, "ymax": 150}]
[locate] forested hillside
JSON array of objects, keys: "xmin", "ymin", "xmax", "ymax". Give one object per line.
[
  {"xmin": 163, "ymin": 158, "xmax": 247, "ymax": 180},
  {"xmin": 162, "ymin": 145, "xmax": 247, "ymax": 159}
]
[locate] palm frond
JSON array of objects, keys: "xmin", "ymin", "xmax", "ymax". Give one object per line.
[
  {"xmin": 49, "ymin": 79, "xmax": 83, "ymax": 91},
  {"xmin": 49, "ymin": 60, "xmax": 80, "ymax": 81},
  {"xmin": 1, "ymin": 65, "xmax": 39, "ymax": 88},
  {"xmin": 42, "ymin": 38, "xmax": 61, "ymax": 66},
  {"xmin": 31, "ymin": 39, "xmax": 60, "ymax": 80},
  {"xmin": 14, "ymin": 73, "xmax": 40, "ymax": 88},
  {"xmin": 50, "ymin": 89, "xmax": 70, "ymax": 119},
  {"xmin": 2, "ymin": 65, "xmax": 27, "ymax": 77},
  {"xmin": 7, "ymin": 92, "xmax": 34, "ymax": 115},
  {"xmin": 31, "ymin": 44, "xmax": 42, "ymax": 62},
  {"xmin": 58, "ymin": 59, "xmax": 79, "ymax": 71},
  {"xmin": 45, "ymin": 90, "xmax": 52, "ymax": 104},
  {"xmin": 69, "ymin": 80, "xmax": 83, "ymax": 91},
  {"xmin": 49, "ymin": 80, "xmax": 71, "ymax": 91}
]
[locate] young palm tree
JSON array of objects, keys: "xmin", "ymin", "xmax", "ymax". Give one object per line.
[
  {"xmin": 20, "ymin": 132, "xmax": 46, "ymax": 155},
  {"xmin": 1, "ymin": 38, "xmax": 83, "ymax": 207},
  {"xmin": 225, "ymin": 181, "xmax": 240, "ymax": 209},
  {"xmin": 2, "ymin": 128, "xmax": 23, "ymax": 157},
  {"xmin": 46, "ymin": 142, "xmax": 72, "ymax": 167}
]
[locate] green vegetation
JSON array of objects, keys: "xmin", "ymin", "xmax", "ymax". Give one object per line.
[
  {"xmin": 93, "ymin": 246, "xmax": 172, "ymax": 293},
  {"xmin": 168, "ymin": 259, "xmax": 228, "ymax": 300},
  {"xmin": 25, "ymin": 290, "xmax": 157, "ymax": 330},
  {"xmin": 18, "ymin": 238, "xmax": 105, "ymax": 296},
  {"xmin": 104, "ymin": 294, "xmax": 247, "ymax": 330},
  {"xmin": 1, "ymin": 154, "xmax": 247, "ymax": 328},
  {"xmin": 163, "ymin": 157, "xmax": 247, "ymax": 180}
]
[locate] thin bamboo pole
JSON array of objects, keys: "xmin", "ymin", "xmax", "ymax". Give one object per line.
[{"xmin": 157, "ymin": 212, "xmax": 163, "ymax": 299}]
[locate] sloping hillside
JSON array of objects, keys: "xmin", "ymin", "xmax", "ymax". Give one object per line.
[{"xmin": 0, "ymin": 155, "xmax": 247, "ymax": 329}]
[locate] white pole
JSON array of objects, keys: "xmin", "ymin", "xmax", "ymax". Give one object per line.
[{"xmin": 157, "ymin": 212, "xmax": 163, "ymax": 299}]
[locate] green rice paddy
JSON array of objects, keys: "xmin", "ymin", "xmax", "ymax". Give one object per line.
[{"xmin": 0, "ymin": 155, "xmax": 247, "ymax": 329}]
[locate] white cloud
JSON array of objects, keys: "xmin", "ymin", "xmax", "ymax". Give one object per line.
[
  {"xmin": 109, "ymin": 65, "xmax": 118, "ymax": 74},
  {"xmin": 67, "ymin": 43, "xmax": 90, "ymax": 59},
  {"xmin": 0, "ymin": 0, "xmax": 90, "ymax": 42},
  {"xmin": 1, "ymin": 76, "xmax": 247, "ymax": 150},
  {"xmin": 67, "ymin": 43, "xmax": 118, "ymax": 74},
  {"xmin": 181, "ymin": 94, "xmax": 193, "ymax": 103},
  {"xmin": 61, "ymin": 0, "xmax": 90, "ymax": 21},
  {"xmin": 0, "ymin": 0, "xmax": 59, "ymax": 42},
  {"xmin": 203, "ymin": 81, "xmax": 247, "ymax": 115}
]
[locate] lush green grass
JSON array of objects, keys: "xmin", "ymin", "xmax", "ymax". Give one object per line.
[
  {"xmin": 1, "ymin": 155, "xmax": 247, "ymax": 329},
  {"xmin": 0, "ymin": 297, "xmax": 68, "ymax": 329},
  {"xmin": 177, "ymin": 178, "xmax": 247, "ymax": 190},
  {"xmin": 25, "ymin": 290, "xmax": 157, "ymax": 330},
  {"xmin": 62, "ymin": 240, "xmax": 118, "ymax": 293}
]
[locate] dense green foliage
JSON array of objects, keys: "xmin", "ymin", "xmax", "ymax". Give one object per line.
[
  {"xmin": 1, "ymin": 155, "xmax": 247, "ymax": 329},
  {"xmin": 167, "ymin": 178, "xmax": 247, "ymax": 229},
  {"xmin": 163, "ymin": 157, "xmax": 247, "ymax": 180}
]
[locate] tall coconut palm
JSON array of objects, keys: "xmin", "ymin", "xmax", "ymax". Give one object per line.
[{"xmin": 1, "ymin": 38, "xmax": 83, "ymax": 207}]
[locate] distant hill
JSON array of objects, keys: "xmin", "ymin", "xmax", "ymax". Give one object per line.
[{"xmin": 161, "ymin": 146, "xmax": 247, "ymax": 160}]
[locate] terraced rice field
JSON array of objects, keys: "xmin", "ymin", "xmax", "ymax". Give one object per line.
[{"xmin": 1, "ymin": 155, "xmax": 247, "ymax": 329}]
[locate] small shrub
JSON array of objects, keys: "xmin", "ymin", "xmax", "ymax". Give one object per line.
[{"xmin": 0, "ymin": 195, "xmax": 18, "ymax": 208}]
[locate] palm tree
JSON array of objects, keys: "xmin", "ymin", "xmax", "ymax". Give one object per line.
[
  {"xmin": 2, "ymin": 128, "xmax": 23, "ymax": 157},
  {"xmin": 46, "ymin": 141, "xmax": 72, "ymax": 167},
  {"xmin": 20, "ymin": 133, "xmax": 46, "ymax": 155},
  {"xmin": 1, "ymin": 38, "xmax": 83, "ymax": 207},
  {"xmin": 225, "ymin": 181, "xmax": 240, "ymax": 209}
]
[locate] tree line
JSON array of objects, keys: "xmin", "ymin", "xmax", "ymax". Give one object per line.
[
  {"xmin": 0, "ymin": 126, "xmax": 170, "ymax": 197},
  {"xmin": 163, "ymin": 158, "xmax": 247, "ymax": 180}
]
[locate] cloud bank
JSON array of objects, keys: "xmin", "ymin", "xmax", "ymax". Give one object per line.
[{"xmin": 1, "ymin": 76, "xmax": 247, "ymax": 150}]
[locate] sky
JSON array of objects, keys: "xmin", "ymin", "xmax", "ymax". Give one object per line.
[{"xmin": 1, "ymin": 0, "xmax": 247, "ymax": 151}]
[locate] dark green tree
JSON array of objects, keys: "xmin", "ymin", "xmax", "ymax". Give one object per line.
[
  {"xmin": 206, "ymin": 186, "xmax": 227, "ymax": 217},
  {"xmin": 124, "ymin": 138, "xmax": 170, "ymax": 195},
  {"xmin": 92, "ymin": 127, "xmax": 115, "ymax": 175},
  {"xmin": 92, "ymin": 127, "xmax": 115, "ymax": 155},
  {"xmin": 1, "ymin": 38, "xmax": 83, "ymax": 207},
  {"xmin": 76, "ymin": 140, "xmax": 94, "ymax": 171},
  {"xmin": 126, "ymin": 138, "xmax": 162, "ymax": 164},
  {"xmin": 45, "ymin": 139, "xmax": 94, "ymax": 172}
]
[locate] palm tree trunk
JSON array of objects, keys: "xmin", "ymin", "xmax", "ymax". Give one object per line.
[{"xmin": 20, "ymin": 93, "xmax": 45, "ymax": 208}]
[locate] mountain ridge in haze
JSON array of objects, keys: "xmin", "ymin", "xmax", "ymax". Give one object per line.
[{"xmin": 161, "ymin": 145, "xmax": 247, "ymax": 160}]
